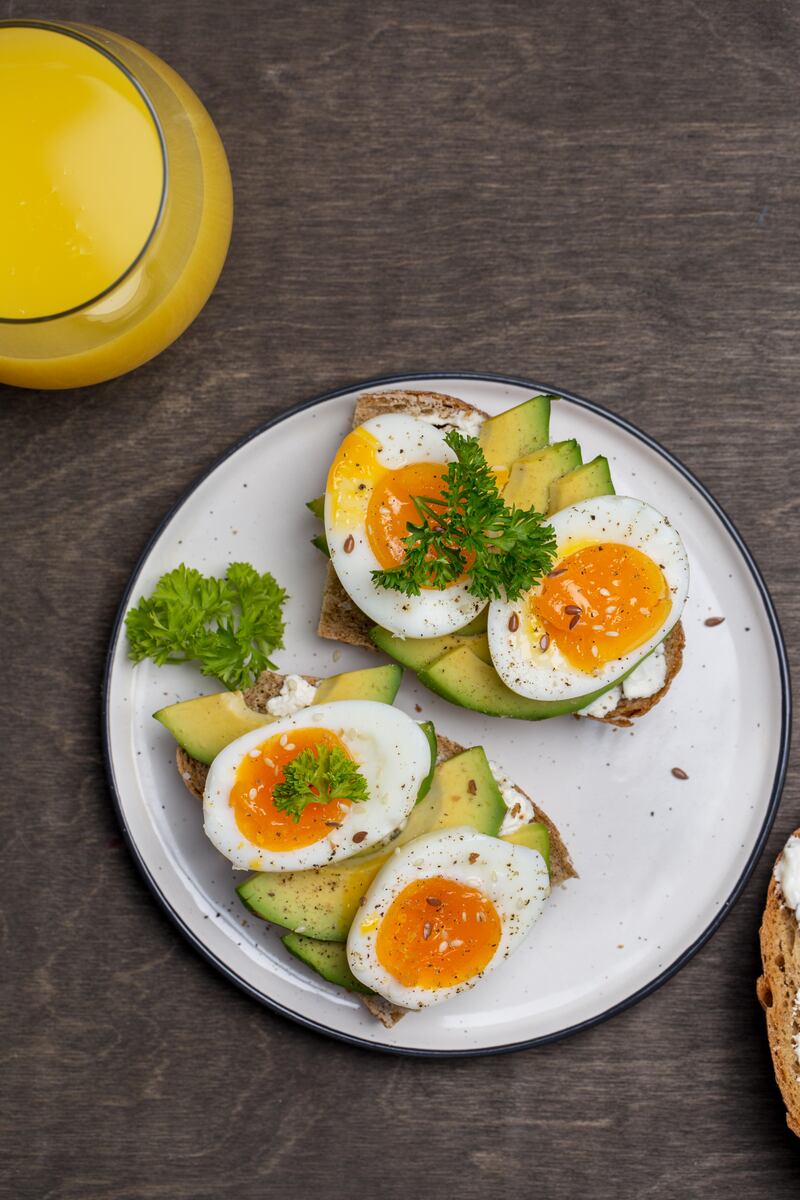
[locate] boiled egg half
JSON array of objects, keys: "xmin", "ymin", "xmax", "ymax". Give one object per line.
[
  {"xmin": 347, "ymin": 827, "xmax": 549, "ymax": 1009},
  {"xmin": 324, "ymin": 414, "xmax": 487, "ymax": 638},
  {"xmin": 203, "ymin": 700, "xmax": 433, "ymax": 871},
  {"xmin": 488, "ymin": 495, "xmax": 689, "ymax": 701}
]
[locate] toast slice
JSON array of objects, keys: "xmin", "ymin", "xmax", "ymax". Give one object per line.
[
  {"xmin": 315, "ymin": 388, "xmax": 684, "ymax": 725},
  {"xmin": 174, "ymin": 667, "xmax": 576, "ymax": 1027},
  {"xmin": 757, "ymin": 831, "xmax": 800, "ymax": 1137}
]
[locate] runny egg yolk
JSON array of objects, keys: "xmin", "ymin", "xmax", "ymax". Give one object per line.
[
  {"xmin": 230, "ymin": 727, "xmax": 355, "ymax": 851},
  {"xmin": 375, "ymin": 876, "xmax": 501, "ymax": 989},
  {"xmin": 366, "ymin": 461, "xmax": 450, "ymax": 570},
  {"xmin": 533, "ymin": 541, "xmax": 671, "ymax": 671}
]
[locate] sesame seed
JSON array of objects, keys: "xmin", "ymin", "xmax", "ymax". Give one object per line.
[
  {"xmin": 508, "ymin": 612, "xmax": 520, "ymax": 632},
  {"xmin": 438, "ymin": 941, "xmax": 449, "ymax": 953}
]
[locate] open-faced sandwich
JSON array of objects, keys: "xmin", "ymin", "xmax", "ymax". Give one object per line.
[
  {"xmin": 309, "ymin": 390, "xmax": 688, "ymax": 727},
  {"xmin": 757, "ymin": 830, "xmax": 800, "ymax": 1137},
  {"xmin": 154, "ymin": 662, "xmax": 574, "ymax": 1025}
]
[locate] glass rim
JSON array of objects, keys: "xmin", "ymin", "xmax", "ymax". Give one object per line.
[{"xmin": 0, "ymin": 18, "xmax": 169, "ymax": 326}]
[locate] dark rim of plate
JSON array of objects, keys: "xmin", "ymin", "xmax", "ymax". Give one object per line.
[{"xmin": 101, "ymin": 371, "xmax": 792, "ymax": 1059}]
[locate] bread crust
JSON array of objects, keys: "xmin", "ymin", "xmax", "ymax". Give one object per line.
[
  {"xmin": 758, "ymin": 832, "xmax": 800, "ymax": 1137},
  {"xmin": 316, "ymin": 389, "xmax": 684, "ymax": 722},
  {"xmin": 174, "ymin": 667, "xmax": 576, "ymax": 1027}
]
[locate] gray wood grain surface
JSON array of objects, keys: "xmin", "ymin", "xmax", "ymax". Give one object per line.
[{"xmin": 2, "ymin": 1, "xmax": 799, "ymax": 1195}]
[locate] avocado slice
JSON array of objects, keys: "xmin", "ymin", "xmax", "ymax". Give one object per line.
[
  {"xmin": 417, "ymin": 643, "xmax": 630, "ymax": 721},
  {"xmin": 548, "ymin": 455, "xmax": 614, "ymax": 515},
  {"xmin": 155, "ymin": 664, "xmax": 404, "ymax": 765},
  {"xmin": 236, "ymin": 746, "xmax": 506, "ymax": 941},
  {"xmin": 282, "ymin": 932, "xmax": 373, "ymax": 994},
  {"xmin": 370, "ymin": 625, "xmax": 492, "ymax": 672},
  {"xmin": 478, "ymin": 395, "xmax": 551, "ymax": 466},
  {"xmin": 503, "ymin": 439, "xmax": 582, "ymax": 513},
  {"xmin": 154, "ymin": 691, "xmax": 273, "ymax": 764},
  {"xmin": 312, "ymin": 663, "xmax": 402, "ymax": 705},
  {"xmin": 503, "ymin": 821, "xmax": 550, "ymax": 873}
]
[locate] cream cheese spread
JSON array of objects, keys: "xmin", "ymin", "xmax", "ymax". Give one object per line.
[{"xmin": 265, "ymin": 674, "xmax": 317, "ymax": 717}]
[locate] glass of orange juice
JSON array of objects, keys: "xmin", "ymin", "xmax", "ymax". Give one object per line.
[{"xmin": 0, "ymin": 20, "xmax": 233, "ymax": 389}]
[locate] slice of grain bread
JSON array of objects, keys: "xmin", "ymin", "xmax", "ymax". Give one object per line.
[
  {"xmin": 175, "ymin": 668, "xmax": 576, "ymax": 1027},
  {"xmin": 757, "ymin": 832, "xmax": 800, "ymax": 1137},
  {"xmin": 315, "ymin": 387, "xmax": 685, "ymax": 725}
]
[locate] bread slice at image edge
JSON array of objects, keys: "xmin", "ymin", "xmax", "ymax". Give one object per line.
[
  {"xmin": 316, "ymin": 388, "xmax": 685, "ymax": 726},
  {"xmin": 757, "ymin": 832, "xmax": 800, "ymax": 1137},
  {"xmin": 174, "ymin": 669, "xmax": 576, "ymax": 1026}
]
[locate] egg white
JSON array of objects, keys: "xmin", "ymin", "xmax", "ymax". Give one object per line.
[
  {"xmin": 324, "ymin": 413, "xmax": 487, "ymax": 638},
  {"xmin": 346, "ymin": 827, "xmax": 550, "ymax": 1009},
  {"xmin": 487, "ymin": 495, "xmax": 689, "ymax": 702},
  {"xmin": 203, "ymin": 700, "xmax": 433, "ymax": 872}
]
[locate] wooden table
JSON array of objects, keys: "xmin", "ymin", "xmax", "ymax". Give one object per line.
[{"xmin": 3, "ymin": 2, "xmax": 799, "ymax": 1195}]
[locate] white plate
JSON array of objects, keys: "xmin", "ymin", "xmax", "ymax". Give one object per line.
[{"xmin": 103, "ymin": 373, "xmax": 790, "ymax": 1056}]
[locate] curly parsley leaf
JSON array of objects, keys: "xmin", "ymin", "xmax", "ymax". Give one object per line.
[
  {"xmin": 272, "ymin": 744, "xmax": 369, "ymax": 822},
  {"xmin": 125, "ymin": 562, "xmax": 287, "ymax": 690},
  {"xmin": 371, "ymin": 431, "xmax": 557, "ymax": 602}
]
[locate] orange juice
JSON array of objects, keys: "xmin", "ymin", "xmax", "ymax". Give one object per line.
[{"xmin": 0, "ymin": 21, "xmax": 233, "ymax": 389}]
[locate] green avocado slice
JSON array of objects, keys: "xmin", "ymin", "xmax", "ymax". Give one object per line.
[
  {"xmin": 548, "ymin": 455, "xmax": 614, "ymax": 515},
  {"xmin": 503, "ymin": 439, "xmax": 582, "ymax": 513},
  {"xmin": 370, "ymin": 625, "xmax": 492, "ymax": 672},
  {"xmin": 282, "ymin": 932, "xmax": 373, "ymax": 994},
  {"xmin": 478, "ymin": 395, "xmax": 552, "ymax": 465},
  {"xmin": 155, "ymin": 663, "xmax": 404, "ymax": 764},
  {"xmin": 417, "ymin": 643, "xmax": 633, "ymax": 721}
]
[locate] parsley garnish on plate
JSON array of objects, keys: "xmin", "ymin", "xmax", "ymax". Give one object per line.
[
  {"xmin": 125, "ymin": 562, "xmax": 287, "ymax": 690},
  {"xmin": 272, "ymin": 744, "xmax": 369, "ymax": 821},
  {"xmin": 371, "ymin": 430, "xmax": 557, "ymax": 602}
]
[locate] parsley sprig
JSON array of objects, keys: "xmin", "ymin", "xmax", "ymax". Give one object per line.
[
  {"xmin": 272, "ymin": 744, "xmax": 369, "ymax": 821},
  {"xmin": 125, "ymin": 563, "xmax": 287, "ymax": 690},
  {"xmin": 371, "ymin": 431, "xmax": 557, "ymax": 602}
]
